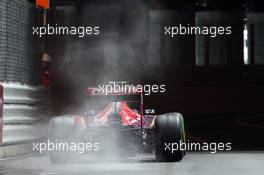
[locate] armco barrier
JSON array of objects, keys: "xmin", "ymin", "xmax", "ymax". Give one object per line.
[
  {"xmin": 0, "ymin": 83, "xmax": 49, "ymax": 158},
  {"xmin": 3, "ymin": 83, "xmax": 47, "ymax": 104}
]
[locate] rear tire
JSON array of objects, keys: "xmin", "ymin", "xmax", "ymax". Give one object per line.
[{"xmin": 155, "ymin": 113, "xmax": 186, "ymax": 162}]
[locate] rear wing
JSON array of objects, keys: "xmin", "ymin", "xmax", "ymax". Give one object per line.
[{"xmin": 87, "ymin": 85, "xmax": 145, "ymax": 130}]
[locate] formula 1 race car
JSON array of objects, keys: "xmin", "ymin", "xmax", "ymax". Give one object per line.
[{"xmin": 49, "ymin": 82, "xmax": 186, "ymax": 163}]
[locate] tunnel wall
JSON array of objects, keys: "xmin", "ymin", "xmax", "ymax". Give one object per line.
[
  {"xmin": 247, "ymin": 13, "xmax": 264, "ymax": 64},
  {"xmin": 147, "ymin": 10, "xmax": 195, "ymax": 68},
  {"xmin": 144, "ymin": 65, "xmax": 264, "ymax": 115},
  {"xmin": 195, "ymin": 11, "xmax": 244, "ymax": 65},
  {"xmin": 0, "ymin": 0, "xmax": 42, "ymax": 85}
]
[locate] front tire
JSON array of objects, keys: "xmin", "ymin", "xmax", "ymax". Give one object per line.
[{"xmin": 155, "ymin": 113, "xmax": 186, "ymax": 162}]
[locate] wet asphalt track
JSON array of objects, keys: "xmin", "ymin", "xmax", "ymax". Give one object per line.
[{"xmin": 0, "ymin": 152, "xmax": 263, "ymax": 175}]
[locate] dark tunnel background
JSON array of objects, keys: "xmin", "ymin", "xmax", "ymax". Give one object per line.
[{"xmin": 43, "ymin": 0, "xmax": 264, "ymax": 150}]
